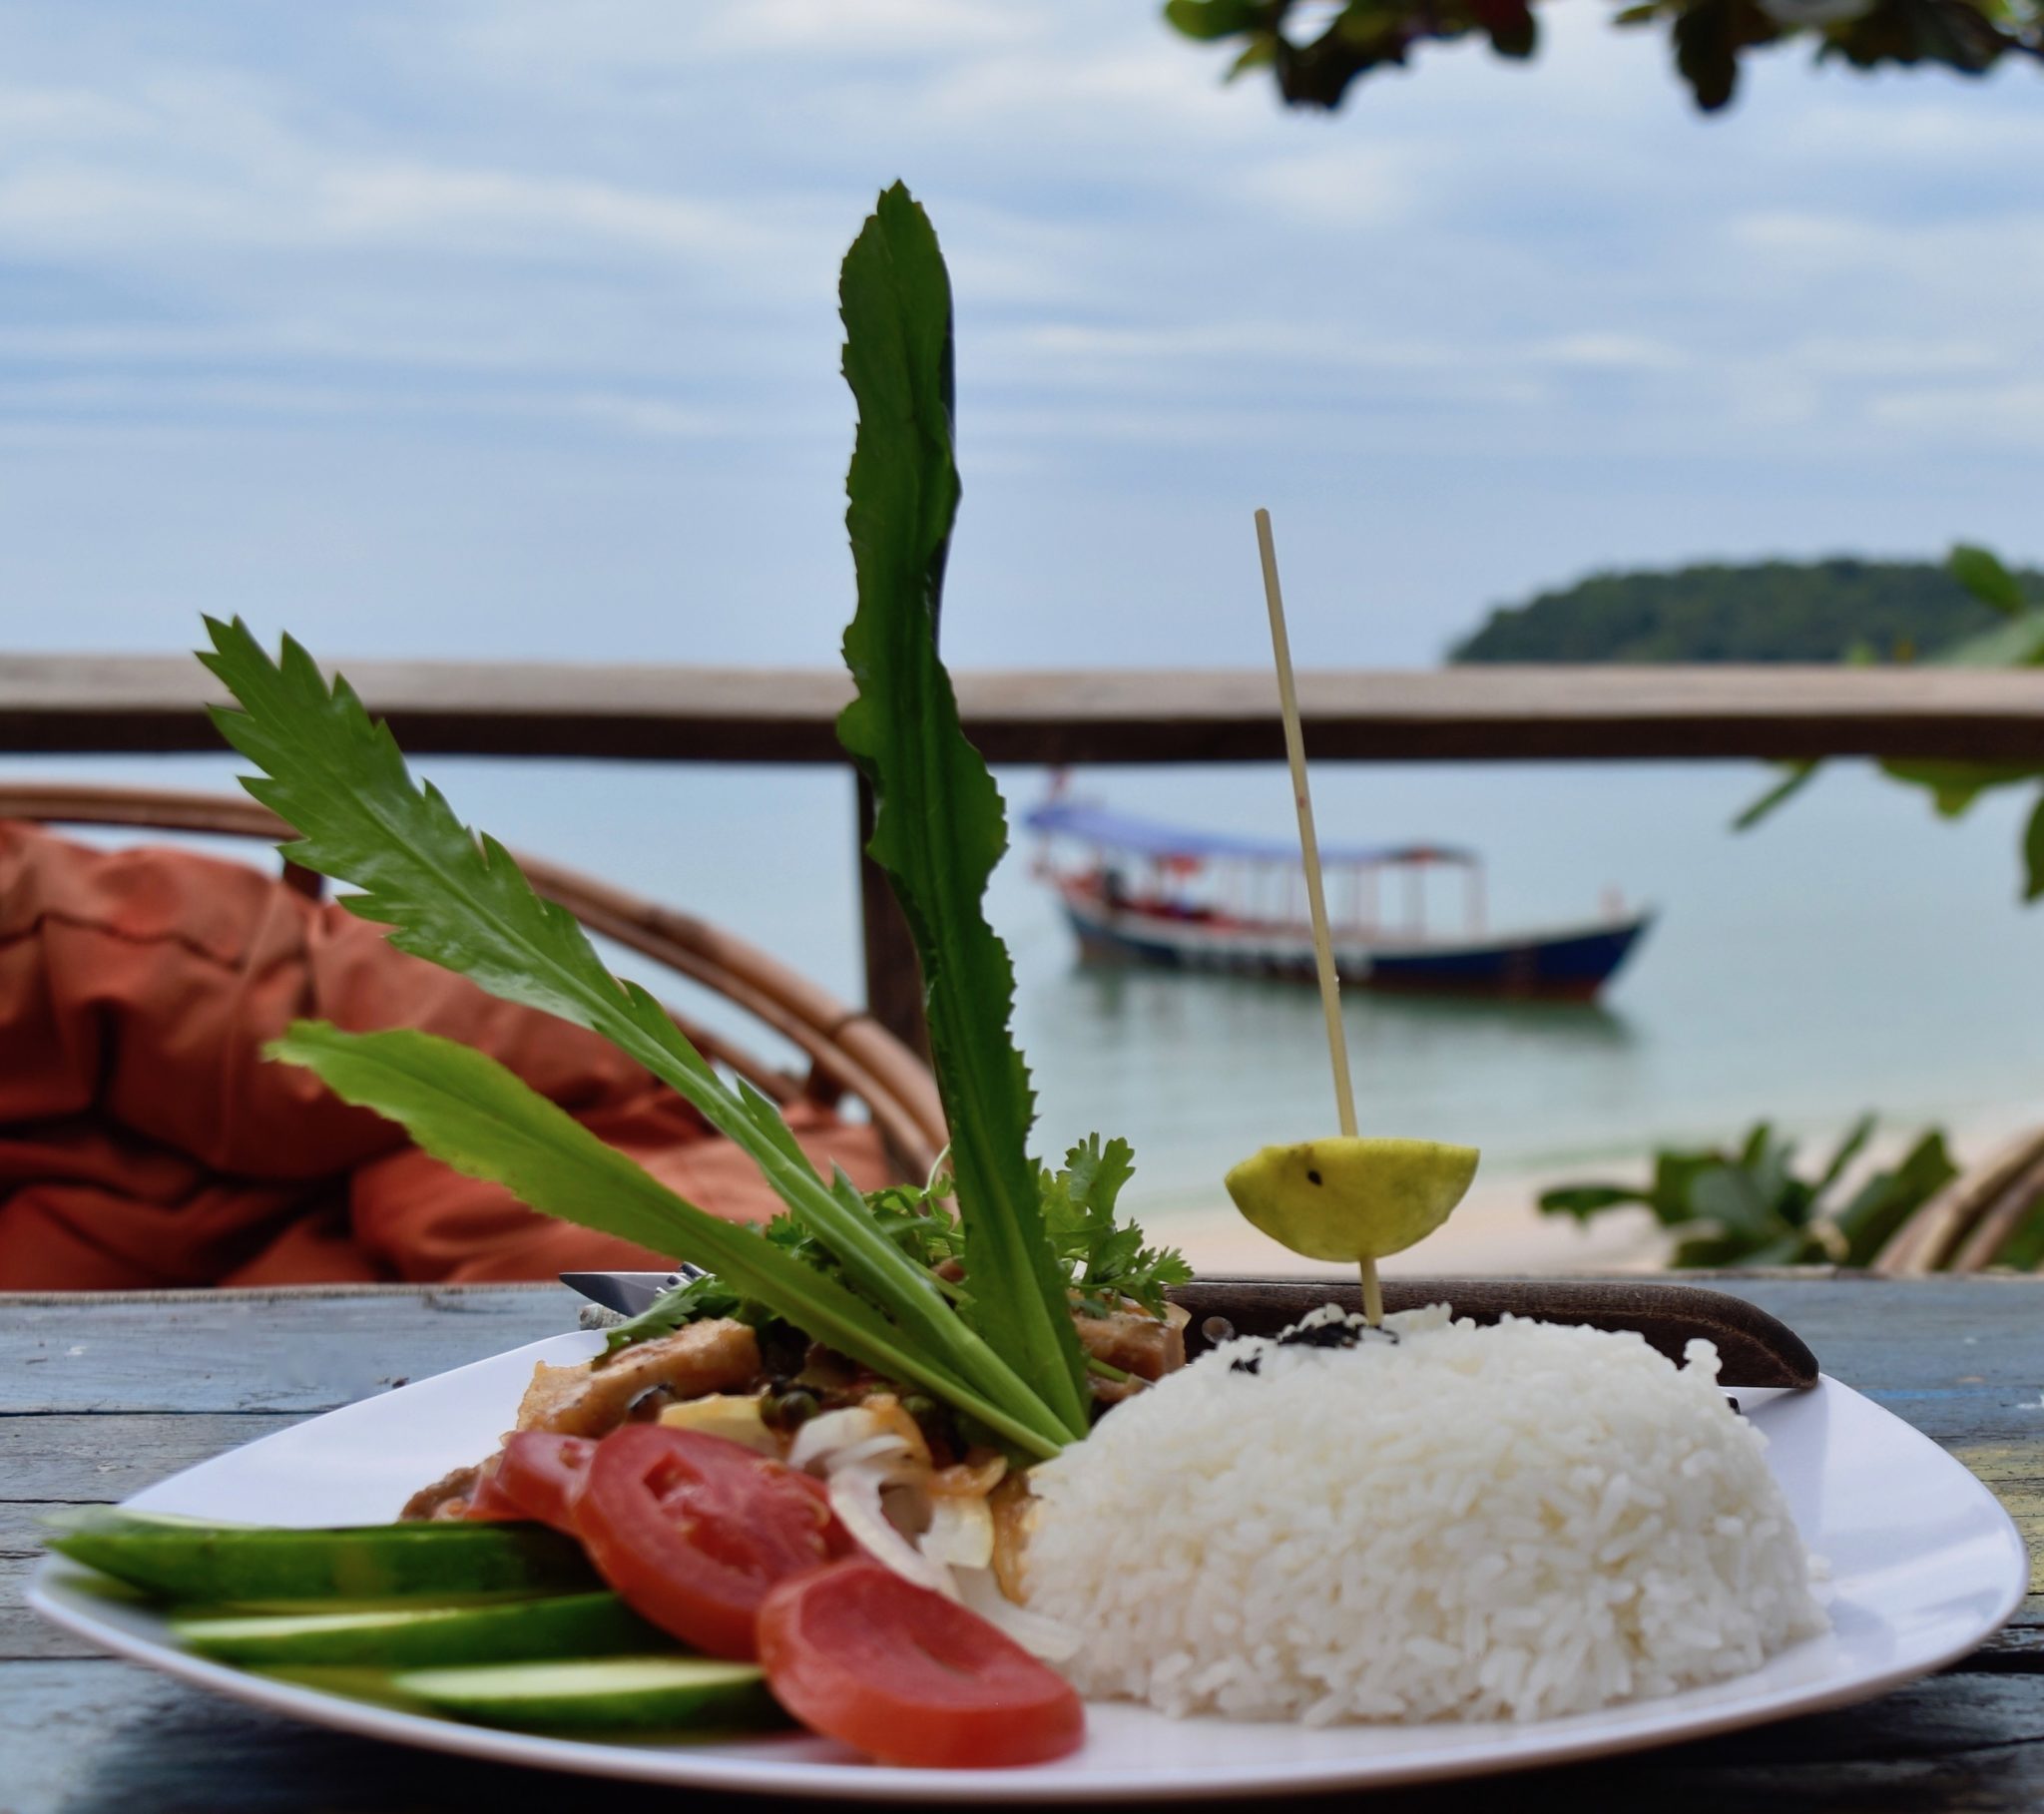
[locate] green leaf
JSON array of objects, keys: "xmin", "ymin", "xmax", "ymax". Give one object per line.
[
  {"xmin": 1950, "ymin": 543, "xmax": 2027, "ymax": 618},
  {"xmin": 2024, "ymin": 791, "xmax": 2044, "ymax": 904},
  {"xmin": 602, "ymin": 1273, "xmax": 745, "ymax": 1355},
  {"xmin": 1690, "ymin": 1161, "xmax": 1782, "ymax": 1242},
  {"xmin": 834, "ymin": 184, "xmax": 1093, "ymax": 1442},
  {"xmin": 1875, "ymin": 758, "xmax": 2043, "ymax": 818},
  {"xmin": 1990, "ymin": 1189, "xmax": 2044, "ymax": 1271},
  {"xmin": 1825, "ymin": 1129, "xmax": 1958, "ymax": 1266},
  {"xmin": 1553, "ymin": 1115, "xmax": 1954, "ymax": 1269},
  {"xmin": 1226, "ymin": 33, "xmax": 1278, "ymax": 75},
  {"xmin": 199, "ymin": 616, "xmax": 1072, "ymax": 1454},
  {"xmin": 1062, "ymin": 1134, "xmax": 1136, "ymax": 1229},
  {"xmin": 268, "ymin": 1024, "xmax": 1063, "ymax": 1457},
  {"xmin": 1811, "ymin": 1114, "xmax": 1876, "ymax": 1206},
  {"xmin": 1536, "ymin": 1184, "xmax": 1650, "ymax": 1221},
  {"xmin": 1733, "ymin": 759, "xmax": 1820, "ymax": 831},
  {"xmin": 1927, "ymin": 612, "xmax": 2044, "ymax": 669},
  {"xmin": 1164, "ymin": 0, "xmax": 1268, "ymax": 41}
]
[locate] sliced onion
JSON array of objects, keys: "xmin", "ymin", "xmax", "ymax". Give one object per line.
[
  {"xmin": 827, "ymin": 1432, "xmax": 920, "ymax": 1477},
  {"xmin": 827, "ymin": 1460, "xmax": 956, "ymax": 1597},
  {"xmin": 920, "ymin": 1494, "xmax": 994, "ymax": 1572},
  {"xmin": 787, "ymin": 1407, "xmax": 884, "ymax": 1473},
  {"xmin": 955, "ymin": 1566, "xmax": 1083, "ymax": 1662},
  {"xmin": 857, "ymin": 1393, "xmax": 933, "ymax": 1470}
]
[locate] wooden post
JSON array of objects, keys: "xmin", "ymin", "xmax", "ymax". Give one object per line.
[{"xmin": 855, "ymin": 772, "xmax": 930, "ymax": 1063}]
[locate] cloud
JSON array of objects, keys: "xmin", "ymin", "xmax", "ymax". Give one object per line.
[
  {"xmin": 0, "ymin": 0, "xmax": 2040, "ymax": 666},
  {"xmin": 699, "ymin": 0, "xmax": 1031, "ymax": 55},
  {"xmin": 1229, "ymin": 145, "xmax": 1417, "ymax": 230},
  {"xmin": 318, "ymin": 164, "xmax": 780, "ymax": 263},
  {"xmin": 1535, "ymin": 333, "xmax": 1689, "ymax": 372},
  {"xmin": 1866, "ymin": 380, "xmax": 2044, "ymax": 448}
]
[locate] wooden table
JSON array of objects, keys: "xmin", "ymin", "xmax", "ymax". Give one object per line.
[{"xmin": 5, "ymin": 1278, "xmax": 2042, "ymax": 1814}]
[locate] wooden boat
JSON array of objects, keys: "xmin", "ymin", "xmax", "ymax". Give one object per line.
[{"xmin": 1025, "ymin": 798, "xmax": 1651, "ymax": 1003}]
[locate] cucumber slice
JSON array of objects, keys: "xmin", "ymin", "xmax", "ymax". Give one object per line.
[
  {"xmin": 173, "ymin": 1590, "xmax": 662, "ymax": 1668},
  {"xmin": 260, "ymin": 1665, "xmax": 434, "ymax": 1713},
  {"xmin": 45, "ymin": 1510, "xmax": 598, "ymax": 1602},
  {"xmin": 393, "ymin": 1656, "xmax": 785, "ymax": 1733}
]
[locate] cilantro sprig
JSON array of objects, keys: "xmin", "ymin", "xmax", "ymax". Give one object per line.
[
  {"xmin": 1042, "ymin": 1137, "xmax": 1194, "ymax": 1317},
  {"xmin": 607, "ymin": 1144, "xmax": 1188, "ymax": 1357}
]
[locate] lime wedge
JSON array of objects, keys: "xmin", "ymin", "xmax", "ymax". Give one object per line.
[{"xmin": 1225, "ymin": 1136, "xmax": 1480, "ymax": 1262}]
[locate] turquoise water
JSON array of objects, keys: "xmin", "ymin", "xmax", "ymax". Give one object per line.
[{"xmin": 25, "ymin": 748, "xmax": 2044, "ymax": 1229}]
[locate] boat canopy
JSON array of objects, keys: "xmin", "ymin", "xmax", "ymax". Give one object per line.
[{"xmin": 1024, "ymin": 800, "xmax": 1477, "ymax": 869}]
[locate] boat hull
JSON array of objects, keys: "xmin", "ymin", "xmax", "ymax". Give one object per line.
[{"xmin": 1059, "ymin": 892, "xmax": 1651, "ymax": 1002}]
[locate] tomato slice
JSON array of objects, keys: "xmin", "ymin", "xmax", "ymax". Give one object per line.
[
  {"xmin": 490, "ymin": 1432, "xmax": 597, "ymax": 1535},
  {"xmin": 758, "ymin": 1560, "xmax": 1084, "ymax": 1768},
  {"xmin": 574, "ymin": 1425, "xmax": 850, "ymax": 1659},
  {"xmin": 459, "ymin": 1462, "xmax": 526, "ymax": 1523}
]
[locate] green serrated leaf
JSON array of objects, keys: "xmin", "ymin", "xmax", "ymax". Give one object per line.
[
  {"xmin": 834, "ymin": 184, "xmax": 1092, "ymax": 1441},
  {"xmin": 269, "ymin": 1023, "xmax": 1062, "ymax": 1457},
  {"xmin": 199, "ymin": 615, "xmax": 1071, "ymax": 1453}
]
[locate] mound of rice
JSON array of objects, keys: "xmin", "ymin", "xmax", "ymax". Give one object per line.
[{"xmin": 1023, "ymin": 1305, "xmax": 1826, "ymax": 1725}]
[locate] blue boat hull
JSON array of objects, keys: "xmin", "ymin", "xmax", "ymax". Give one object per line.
[
  {"xmin": 1361, "ymin": 922, "xmax": 1650, "ymax": 1000},
  {"xmin": 1062, "ymin": 899, "xmax": 1652, "ymax": 1002}
]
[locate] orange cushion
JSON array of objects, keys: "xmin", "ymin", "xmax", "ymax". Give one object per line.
[{"xmin": 0, "ymin": 822, "xmax": 893, "ymax": 1287}]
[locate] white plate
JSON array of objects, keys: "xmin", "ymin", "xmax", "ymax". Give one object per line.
[{"xmin": 30, "ymin": 1329, "xmax": 2028, "ymax": 1802}]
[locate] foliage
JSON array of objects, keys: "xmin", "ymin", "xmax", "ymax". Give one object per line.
[
  {"xmin": 1449, "ymin": 556, "xmax": 2029, "ymax": 665},
  {"xmin": 196, "ymin": 186, "xmax": 1189, "ymax": 1460},
  {"xmin": 1040, "ymin": 1136, "xmax": 1195, "ymax": 1316},
  {"xmin": 1165, "ymin": 0, "xmax": 2044, "ymax": 116},
  {"xmin": 610, "ymin": 1146, "xmax": 1192, "ymax": 1352},
  {"xmin": 202, "ymin": 615, "xmax": 1071, "ymax": 1456},
  {"xmin": 1540, "ymin": 1116, "xmax": 1958, "ymax": 1266},
  {"xmin": 267, "ymin": 1025, "xmax": 1054, "ymax": 1452},
  {"xmin": 1735, "ymin": 544, "xmax": 2044, "ymax": 904},
  {"xmin": 835, "ymin": 183, "xmax": 1092, "ymax": 1442}
]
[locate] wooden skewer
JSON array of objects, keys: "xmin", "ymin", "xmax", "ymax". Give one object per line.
[{"xmin": 1254, "ymin": 508, "xmax": 1381, "ymax": 1327}]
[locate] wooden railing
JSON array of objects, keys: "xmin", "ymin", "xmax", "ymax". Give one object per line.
[{"xmin": 6, "ymin": 653, "xmax": 2044, "ymax": 1049}]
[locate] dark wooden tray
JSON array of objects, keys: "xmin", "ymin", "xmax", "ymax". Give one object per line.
[{"xmin": 1170, "ymin": 1277, "xmax": 1819, "ymax": 1389}]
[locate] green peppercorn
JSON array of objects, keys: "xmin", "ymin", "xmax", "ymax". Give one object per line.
[{"xmin": 765, "ymin": 1387, "xmax": 820, "ymax": 1432}]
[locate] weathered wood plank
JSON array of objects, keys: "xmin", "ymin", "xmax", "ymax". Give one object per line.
[
  {"xmin": 1, "ymin": 1503, "xmax": 104, "ymax": 1661},
  {"xmin": 0, "ymin": 1570, "xmax": 102, "ymax": 1662},
  {"xmin": 3, "ymin": 1658, "xmax": 2044, "ymax": 1814},
  {"xmin": 1, "ymin": 1413, "xmax": 299, "ymax": 1502},
  {"xmin": 6, "ymin": 654, "xmax": 2044, "ymax": 763},
  {"xmin": 0, "ymin": 1288, "xmax": 570, "ymax": 1415}
]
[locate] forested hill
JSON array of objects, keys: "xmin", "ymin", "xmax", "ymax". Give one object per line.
[{"xmin": 1449, "ymin": 558, "xmax": 2039, "ymax": 663}]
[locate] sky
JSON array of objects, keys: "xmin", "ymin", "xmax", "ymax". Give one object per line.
[{"xmin": 1, "ymin": 1, "xmax": 2041, "ymax": 671}]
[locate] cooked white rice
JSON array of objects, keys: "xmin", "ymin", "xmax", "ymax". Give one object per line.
[{"xmin": 1023, "ymin": 1305, "xmax": 1826, "ymax": 1725}]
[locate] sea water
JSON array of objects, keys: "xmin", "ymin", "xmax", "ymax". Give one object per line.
[{"xmin": 29, "ymin": 751, "xmax": 2044, "ymax": 1245}]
